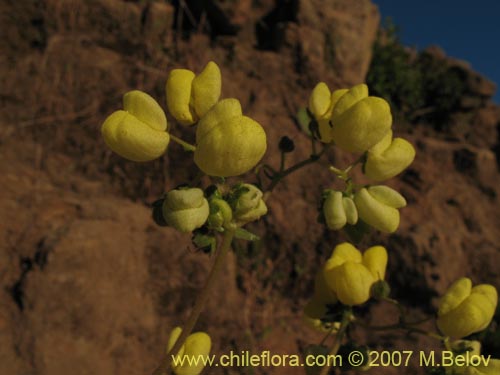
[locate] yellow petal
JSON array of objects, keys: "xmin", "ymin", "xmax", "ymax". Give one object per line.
[
  {"xmin": 332, "ymin": 84, "xmax": 369, "ymax": 117},
  {"xmin": 195, "ymin": 114, "xmax": 266, "ymax": 177},
  {"xmin": 323, "ymin": 191, "xmax": 347, "ymax": 230},
  {"xmin": 364, "ymin": 137, "xmax": 416, "ymax": 181},
  {"xmin": 308, "ymin": 82, "xmax": 331, "ymax": 119},
  {"xmin": 317, "ymin": 119, "xmax": 334, "ymax": 143},
  {"xmin": 354, "ymin": 188, "xmax": 400, "ymax": 233},
  {"xmin": 102, "ymin": 110, "xmax": 170, "ymax": 162},
  {"xmin": 368, "ymin": 129, "xmax": 393, "ymax": 155},
  {"xmin": 330, "ymin": 262, "xmax": 375, "ymax": 306},
  {"xmin": 438, "ymin": 278, "xmax": 472, "ymax": 316},
  {"xmin": 195, "ymin": 98, "xmax": 242, "ymax": 140},
  {"xmin": 331, "ymin": 96, "xmax": 392, "ymax": 153},
  {"xmin": 367, "ymin": 185, "xmax": 407, "ymax": 208},
  {"xmin": 324, "ymin": 242, "xmax": 362, "ymax": 271},
  {"xmin": 363, "ymin": 246, "xmax": 388, "ymax": 280},
  {"xmin": 123, "ymin": 90, "xmax": 167, "ymax": 131},
  {"xmin": 342, "ymin": 197, "xmax": 358, "ymax": 225},
  {"xmin": 174, "ymin": 331, "xmax": 212, "ymax": 375},
  {"xmin": 165, "ymin": 188, "xmax": 206, "ymax": 211},
  {"xmin": 191, "ymin": 61, "xmax": 221, "ymax": 118},
  {"xmin": 166, "ymin": 69, "xmax": 196, "ymax": 125}
]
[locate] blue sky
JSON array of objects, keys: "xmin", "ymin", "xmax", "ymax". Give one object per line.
[{"xmin": 373, "ymin": 1, "xmax": 499, "ymax": 103}]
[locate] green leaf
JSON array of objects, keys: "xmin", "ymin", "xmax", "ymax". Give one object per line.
[
  {"xmin": 234, "ymin": 228, "xmax": 260, "ymax": 242},
  {"xmin": 192, "ymin": 233, "xmax": 217, "ymax": 254},
  {"xmin": 296, "ymin": 107, "xmax": 312, "ymax": 136}
]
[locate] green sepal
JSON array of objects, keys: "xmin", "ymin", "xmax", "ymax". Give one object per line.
[
  {"xmin": 192, "ymin": 231, "xmax": 217, "ymax": 254},
  {"xmin": 296, "ymin": 107, "xmax": 313, "ymax": 136},
  {"xmin": 343, "ymin": 219, "xmax": 371, "ymax": 244},
  {"xmin": 234, "ymin": 228, "xmax": 260, "ymax": 242}
]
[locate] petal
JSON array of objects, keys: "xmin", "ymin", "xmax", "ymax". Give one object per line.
[
  {"xmin": 123, "ymin": 90, "xmax": 167, "ymax": 131},
  {"xmin": 342, "ymin": 197, "xmax": 358, "ymax": 225},
  {"xmin": 191, "ymin": 61, "xmax": 222, "ymax": 118},
  {"xmin": 325, "ymin": 242, "xmax": 362, "ymax": 271},
  {"xmin": 363, "ymin": 246, "xmax": 388, "ymax": 280},
  {"xmin": 364, "ymin": 137, "xmax": 416, "ymax": 181},
  {"xmin": 323, "ymin": 191, "xmax": 347, "ymax": 230},
  {"xmin": 330, "ymin": 262, "xmax": 375, "ymax": 306},
  {"xmin": 438, "ymin": 278, "xmax": 472, "ymax": 316},
  {"xmin": 354, "ymin": 188, "xmax": 400, "ymax": 233},
  {"xmin": 332, "ymin": 84, "xmax": 368, "ymax": 117},
  {"xmin": 195, "ymin": 98, "xmax": 242, "ymax": 141},
  {"xmin": 308, "ymin": 82, "xmax": 331, "ymax": 119},
  {"xmin": 166, "ymin": 69, "xmax": 197, "ymax": 125},
  {"xmin": 367, "ymin": 185, "xmax": 407, "ymax": 208}
]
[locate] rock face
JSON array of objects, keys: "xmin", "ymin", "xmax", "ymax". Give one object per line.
[{"xmin": 1, "ymin": 1, "xmax": 499, "ymax": 375}]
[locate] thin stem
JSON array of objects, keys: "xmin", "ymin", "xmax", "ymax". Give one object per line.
[
  {"xmin": 170, "ymin": 134, "xmax": 196, "ymax": 152},
  {"xmin": 151, "ymin": 229, "xmax": 235, "ymax": 375},
  {"xmin": 318, "ymin": 310, "xmax": 352, "ymax": 375},
  {"xmin": 356, "ymin": 320, "xmax": 447, "ymax": 342},
  {"xmin": 264, "ymin": 144, "xmax": 329, "ymax": 197}
]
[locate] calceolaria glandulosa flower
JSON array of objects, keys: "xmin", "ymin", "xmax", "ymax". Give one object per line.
[
  {"xmin": 354, "ymin": 185, "xmax": 407, "ymax": 233},
  {"xmin": 309, "ymin": 83, "xmax": 392, "ymax": 152},
  {"xmin": 323, "ymin": 242, "xmax": 388, "ymax": 306},
  {"xmin": 168, "ymin": 327, "xmax": 211, "ymax": 375},
  {"xmin": 437, "ymin": 277, "xmax": 498, "ymax": 339},
  {"xmin": 162, "ymin": 188, "xmax": 210, "ymax": 233},
  {"xmin": 166, "ymin": 61, "xmax": 221, "ymax": 125},
  {"xmin": 194, "ymin": 99, "xmax": 267, "ymax": 177},
  {"xmin": 364, "ymin": 130, "xmax": 416, "ymax": 182},
  {"xmin": 322, "ymin": 190, "xmax": 358, "ymax": 230},
  {"xmin": 101, "ymin": 90, "xmax": 170, "ymax": 161}
]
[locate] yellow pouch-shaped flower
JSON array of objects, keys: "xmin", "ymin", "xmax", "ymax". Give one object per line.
[
  {"xmin": 437, "ymin": 278, "xmax": 498, "ymax": 339},
  {"xmin": 194, "ymin": 99, "xmax": 267, "ymax": 177},
  {"xmin": 101, "ymin": 90, "xmax": 169, "ymax": 161},
  {"xmin": 166, "ymin": 61, "xmax": 221, "ymax": 125},
  {"xmin": 168, "ymin": 327, "xmax": 212, "ymax": 375},
  {"xmin": 364, "ymin": 130, "xmax": 416, "ymax": 181},
  {"xmin": 323, "ymin": 243, "xmax": 388, "ymax": 306},
  {"xmin": 163, "ymin": 188, "xmax": 210, "ymax": 233},
  {"xmin": 231, "ymin": 183, "xmax": 268, "ymax": 224},
  {"xmin": 354, "ymin": 186, "xmax": 406, "ymax": 233},
  {"xmin": 330, "ymin": 84, "xmax": 392, "ymax": 153}
]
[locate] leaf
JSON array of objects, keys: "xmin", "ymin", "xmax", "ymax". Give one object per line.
[
  {"xmin": 234, "ymin": 228, "xmax": 260, "ymax": 241},
  {"xmin": 296, "ymin": 107, "xmax": 313, "ymax": 136},
  {"xmin": 192, "ymin": 233, "xmax": 216, "ymax": 254}
]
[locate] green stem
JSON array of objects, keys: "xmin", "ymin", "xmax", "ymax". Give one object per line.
[
  {"xmin": 264, "ymin": 144, "xmax": 329, "ymax": 197},
  {"xmin": 170, "ymin": 134, "xmax": 196, "ymax": 152},
  {"xmin": 151, "ymin": 229, "xmax": 235, "ymax": 375},
  {"xmin": 318, "ymin": 310, "xmax": 352, "ymax": 375}
]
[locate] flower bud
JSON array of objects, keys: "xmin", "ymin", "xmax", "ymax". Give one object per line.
[
  {"xmin": 231, "ymin": 184, "xmax": 268, "ymax": 224},
  {"xmin": 323, "ymin": 243, "xmax": 388, "ymax": 306},
  {"xmin": 342, "ymin": 196, "xmax": 358, "ymax": 225},
  {"xmin": 364, "ymin": 130, "xmax": 416, "ymax": 181},
  {"xmin": 166, "ymin": 61, "xmax": 221, "ymax": 125},
  {"xmin": 194, "ymin": 99, "xmax": 267, "ymax": 177},
  {"xmin": 323, "ymin": 191, "xmax": 346, "ymax": 230},
  {"xmin": 330, "ymin": 84, "xmax": 392, "ymax": 153},
  {"xmin": 168, "ymin": 327, "xmax": 212, "ymax": 375},
  {"xmin": 162, "ymin": 188, "xmax": 209, "ymax": 233},
  {"xmin": 101, "ymin": 90, "xmax": 170, "ymax": 161},
  {"xmin": 354, "ymin": 186, "xmax": 406, "ymax": 233},
  {"xmin": 207, "ymin": 198, "xmax": 233, "ymax": 230},
  {"xmin": 437, "ymin": 277, "xmax": 498, "ymax": 339}
]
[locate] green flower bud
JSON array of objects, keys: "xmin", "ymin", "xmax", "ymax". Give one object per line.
[
  {"xmin": 342, "ymin": 196, "xmax": 358, "ymax": 225},
  {"xmin": 231, "ymin": 184, "xmax": 268, "ymax": 224},
  {"xmin": 162, "ymin": 188, "xmax": 209, "ymax": 233},
  {"xmin": 207, "ymin": 198, "xmax": 233, "ymax": 230}
]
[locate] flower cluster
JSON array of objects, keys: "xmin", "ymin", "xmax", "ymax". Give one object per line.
[{"xmin": 101, "ymin": 61, "xmax": 267, "ymax": 178}]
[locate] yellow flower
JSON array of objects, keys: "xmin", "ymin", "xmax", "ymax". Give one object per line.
[
  {"xmin": 364, "ymin": 130, "xmax": 416, "ymax": 181},
  {"xmin": 168, "ymin": 327, "xmax": 212, "ymax": 375},
  {"xmin": 354, "ymin": 185, "xmax": 406, "ymax": 233},
  {"xmin": 323, "ymin": 243, "xmax": 388, "ymax": 306},
  {"xmin": 303, "ymin": 271, "xmax": 339, "ymax": 332},
  {"xmin": 166, "ymin": 61, "xmax": 221, "ymax": 125},
  {"xmin": 437, "ymin": 278, "xmax": 498, "ymax": 339},
  {"xmin": 194, "ymin": 99, "xmax": 267, "ymax": 177},
  {"xmin": 323, "ymin": 191, "xmax": 358, "ymax": 230},
  {"xmin": 101, "ymin": 90, "xmax": 170, "ymax": 161},
  {"xmin": 308, "ymin": 82, "xmax": 348, "ymax": 143},
  {"xmin": 330, "ymin": 84, "xmax": 392, "ymax": 153},
  {"xmin": 162, "ymin": 188, "xmax": 209, "ymax": 233}
]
